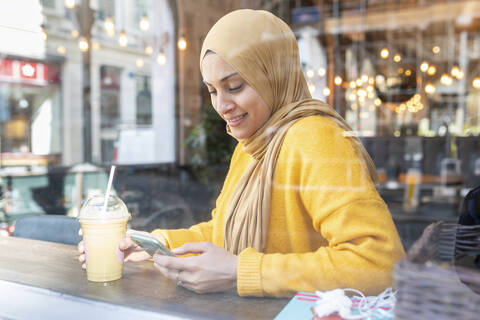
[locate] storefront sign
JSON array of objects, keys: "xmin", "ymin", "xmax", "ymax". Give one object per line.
[{"xmin": 0, "ymin": 59, "xmax": 52, "ymax": 85}]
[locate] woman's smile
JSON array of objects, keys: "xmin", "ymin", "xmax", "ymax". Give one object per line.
[{"xmin": 225, "ymin": 113, "xmax": 248, "ymax": 127}]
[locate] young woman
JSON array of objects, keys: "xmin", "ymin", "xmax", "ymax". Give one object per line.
[{"xmin": 78, "ymin": 9, "xmax": 405, "ymax": 298}]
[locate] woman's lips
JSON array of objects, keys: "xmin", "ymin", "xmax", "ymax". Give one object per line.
[{"xmin": 226, "ymin": 113, "xmax": 248, "ymax": 127}]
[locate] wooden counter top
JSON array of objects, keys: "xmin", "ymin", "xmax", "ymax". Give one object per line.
[{"xmin": 0, "ymin": 237, "xmax": 288, "ymax": 319}]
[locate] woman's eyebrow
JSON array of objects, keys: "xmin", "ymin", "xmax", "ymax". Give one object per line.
[{"xmin": 203, "ymin": 72, "xmax": 239, "ymax": 86}]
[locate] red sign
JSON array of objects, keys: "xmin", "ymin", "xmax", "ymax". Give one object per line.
[
  {"xmin": 0, "ymin": 59, "xmax": 14, "ymax": 77},
  {"xmin": 0, "ymin": 58, "xmax": 58, "ymax": 84}
]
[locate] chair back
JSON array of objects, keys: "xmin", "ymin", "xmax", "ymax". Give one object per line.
[{"xmin": 13, "ymin": 215, "xmax": 82, "ymax": 245}]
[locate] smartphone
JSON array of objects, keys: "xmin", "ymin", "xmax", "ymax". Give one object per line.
[{"xmin": 129, "ymin": 233, "xmax": 175, "ymax": 257}]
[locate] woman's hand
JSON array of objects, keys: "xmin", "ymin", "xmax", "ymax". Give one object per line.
[
  {"xmin": 77, "ymin": 229, "xmax": 165, "ymax": 268},
  {"xmin": 153, "ymin": 242, "xmax": 238, "ymax": 294}
]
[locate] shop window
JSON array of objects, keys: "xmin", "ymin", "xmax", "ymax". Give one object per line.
[
  {"xmin": 0, "ymin": 59, "xmax": 62, "ymax": 166},
  {"xmin": 40, "ymin": 0, "xmax": 56, "ymax": 10},
  {"xmin": 100, "ymin": 65, "xmax": 121, "ymax": 164},
  {"xmin": 136, "ymin": 75, "xmax": 152, "ymax": 125},
  {"xmin": 96, "ymin": 0, "xmax": 115, "ymax": 20},
  {"xmin": 100, "ymin": 65, "xmax": 121, "ymax": 129},
  {"xmin": 133, "ymin": 0, "xmax": 151, "ymax": 31}
]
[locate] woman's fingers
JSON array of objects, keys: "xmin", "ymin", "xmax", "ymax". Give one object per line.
[
  {"xmin": 153, "ymin": 242, "xmax": 238, "ymax": 294},
  {"xmin": 172, "ymin": 242, "xmax": 212, "ymax": 255},
  {"xmin": 77, "ymin": 240, "xmax": 84, "ymax": 253},
  {"xmin": 119, "ymin": 233, "xmax": 152, "ymax": 262},
  {"xmin": 124, "ymin": 250, "xmax": 151, "ymax": 262},
  {"xmin": 153, "ymin": 262, "xmax": 193, "ymax": 290},
  {"xmin": 153, "ymin": 254, "xmax": 196, "ymax": 272},
  {"xmin": 118, "ymin": 235, "xmax": 137, "ymax": 251}
]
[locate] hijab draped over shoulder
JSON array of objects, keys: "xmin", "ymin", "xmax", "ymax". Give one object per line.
[{"xmin": 200, "ymin": 9, "xmax": 378, "ymax": 255}]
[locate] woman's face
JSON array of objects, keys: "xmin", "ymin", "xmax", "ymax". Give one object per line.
[{"xmin": 201, "ymin": 53, "xmax": 271, "ymax": 140}]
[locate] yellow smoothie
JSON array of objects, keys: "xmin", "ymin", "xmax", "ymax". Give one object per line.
[{"xmin": 78, "ymin": 195, "xmax": 130, "ymax": 282}]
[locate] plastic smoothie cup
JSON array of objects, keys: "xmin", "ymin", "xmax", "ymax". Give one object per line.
[{"xmin": 78, "ymin": 194, "xmax": 131, "ymax": 282}]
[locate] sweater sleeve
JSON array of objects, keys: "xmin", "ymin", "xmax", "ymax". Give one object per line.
[
  {"xmin": 237, "ymin": 117, "xmax": 405, "ymax": 297},
  {"xmin": 151, "ymin": 217, "xmax": 215, "ymax": 250}
]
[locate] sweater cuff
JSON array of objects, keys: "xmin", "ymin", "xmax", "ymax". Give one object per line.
[
  {"xmin": 237, "ymin": 247, "xmax": 264, "ymax": 297},
  {"xmin": 151, "ymin": 229, "xmax": 172, "ymax": 249}
]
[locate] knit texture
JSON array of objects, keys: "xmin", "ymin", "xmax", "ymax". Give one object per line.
[{"xmin": 153, "ymin": 116, "xmax": 405, "ymax": 297}]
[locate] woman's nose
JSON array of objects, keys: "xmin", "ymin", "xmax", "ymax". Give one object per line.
[{"xmin": 216, "ymin": 94, "xmax": 234, "ymax": 114}]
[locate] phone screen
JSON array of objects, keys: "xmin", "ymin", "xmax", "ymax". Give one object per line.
[{"xmin": 130, "ymin": 233, "xmax": 175, "ymax": 257}]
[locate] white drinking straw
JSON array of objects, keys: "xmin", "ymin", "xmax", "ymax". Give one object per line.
[{"xmin": 102, "ymin": 165, "xmax": 116, "ymax": 213}]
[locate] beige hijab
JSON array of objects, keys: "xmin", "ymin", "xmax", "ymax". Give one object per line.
[{"xmin": 200, "ymin": 9, "xmax": 378, "ymax": 255}]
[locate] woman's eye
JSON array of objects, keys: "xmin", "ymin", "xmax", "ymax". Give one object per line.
[
  {"xmin": 208, "ymin": 90, "xmax": 217, "ymax": 95},
  {"xmin": 229, "ymin": 84, "xmax": 243, "ymax": 92}
]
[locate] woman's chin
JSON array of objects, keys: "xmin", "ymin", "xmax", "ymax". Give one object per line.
[{"xmin": 230, "ymin": 128, "xmax": 252, "ymax": 140}]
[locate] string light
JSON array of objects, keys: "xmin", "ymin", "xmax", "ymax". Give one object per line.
[
  {"xmin": 361, "ymin": 74, "xmax": 369, "ymax": 83},
  {"xmin": 139, "ymin": 16, "xmax": 150, "ymax": 32},
  {"xmin": 349, "ymin": 81, "xmax": 356, "ymax": 89},
  {"xmin": 473, "ymin": 77, "xmax": 480, "ymax": 89},
  {"xmin": 375, "ymin": 75, "xmax": 385, "ymax": 83},
  {"xmin": 308, "ymin": 83, "xmax": 316, "ymax": 93},
  {"xmin": 456, "ymin": 70, "xmax": 464, "ymax": 80},
  {"xmin": 380, "ymin": 48, "xmax": 389, "ymax": 59},
  {"xmin": 41, "ymin": 26, "xmax": 48, "ymax": 42},
  {"xmin": 57, "ymin": 45, "xmax": 66, "ymax": 55},
  {"xmin": 78, "ymin": 37, "xmax": 89, "ymax": 52},
  {"xmin": 432, "ymin": 46, "xmax": 440, "ymax": 54},
  {"xmin": 145, "ymin": 45, "xmax": 153, "ymax": 55},
  {"xmin": 118, "ymin": 30, "xmax": 128, "ymax": 47},
  {"xmin": 356, "ymin": 78, "xmax": 363, "ymax": 87},
  {"xmin": 323, "ymin": 87, "xmax": 331, "ymax": 96},
  {"xmin": 425, "ymin": 83, "xmax": 436, "ymax": 94},
  {"xmin": 178, "ymin": 35, "xmax": 187, "ymax": 51},
  {"xmin": 334, "ymin": 76, "xmax": 343, "ymax": 86},
  {"xmin": 64, "ymin": 0, "xmax": 75, "ymax": 9},
  {"xmin": 318, "ymin": 68, "xmax": 326, "ymax": 77},
  {"xmin": 394, "ymin": 94, "xmax": 424, "ymax": 114},
  {"xmin": 358, "ymin": 96, "xmax": 366, "ymax": 105},
  {"xmin": 427, "ymin": 65, "xmax": 436, "ymax": 76},
  {"xmin": 306, "ymin": 69, "xmax": 315, "ymax": 78},
  {"xmin": 91, "ymin": 41, "xmax": 100, "ymax": 50},
  {"xmin": 420, "ymin": 61, "xmax": 429, "ymax": 72},
  {"xmin": 393, "ymin": 54, "xmax": 402, "ymax": 63},
  {"xmin": 104, "ymin": 17, "xmax": 115, "ymax": 37},
  {"xmin": 451, "ymin": 66, "xmax": 461, "ymax": 78},
  {"xmin": 440, "ymin": 73, "xmax": 453, "ymax": 86},
  {"xmin": 405, "ymin": 69, "xmax": 412, "ymax": 76},
  {"xmin": 157, "ymin": 51, "xmax": 167, "ymax": 65},
  {"xmin": 374, "ymin": 98, "xmax": 382, "ymax": 106}
]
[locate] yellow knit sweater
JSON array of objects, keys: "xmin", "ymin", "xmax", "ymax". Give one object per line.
[{"xmin": 153, "ymin": 116, "xmax": 405, "ymax": 297}]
